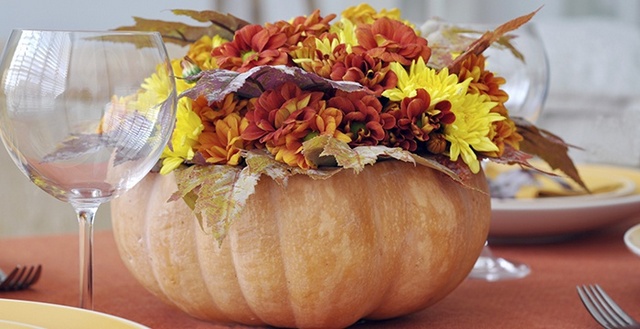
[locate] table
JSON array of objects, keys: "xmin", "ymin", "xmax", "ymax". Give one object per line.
[{"xmin": 2, "ymin": 218, "xmax": 640, "ymax": 329}]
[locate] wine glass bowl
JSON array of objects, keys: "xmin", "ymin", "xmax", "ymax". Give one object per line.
[
  {"xmin": 0, "ymin": 30, "xmax": 176, "ymax": 307},
  {"xmin": 465, "ymin": 23, "xmax": 550, "ymax": 281},
  {"xmin": 483, "ymin": 23, "xmax": 550, "ymax": 123}
]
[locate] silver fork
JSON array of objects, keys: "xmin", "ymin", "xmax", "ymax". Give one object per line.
[
  {"xmin": 577, "ymin": 284, "xmax": 640, "ymax": 329},
  {"xmin": 0, "ymin": 265, "xmax": 42, "ymax": 291}
]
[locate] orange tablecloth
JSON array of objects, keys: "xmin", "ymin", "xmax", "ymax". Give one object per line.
[{"xmin": 2, "ymin": 219, "xmax": 640, "ymax": 329}]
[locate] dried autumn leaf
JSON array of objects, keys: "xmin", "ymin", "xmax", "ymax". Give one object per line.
[
  {"xmin": 171, "ymin": 9, "xmax": 250, "ymax": 33},
  {"xmin": 302, "ymin": 135, "xmax": 416, "ymax": 173},
  {"xmin": 171, "ymin": 164, "xmax": 259, "ymax": 244},
  {"xmin": 513, "ymin": 117, "xmax": 587, "ymax": 192},
  {"xmin": 424, "ymin": 22, "xmax": 521, "ymax": 69},
  {"xmin": 181, "ymin": 65, "xmax": 368, "ymax": 103},
  {"xmin": 243, "ymin": 149, "xmax": 341, "ymax": 186},
  {"xmin": 115, "ymin": 18, "xmax": 217, "ymax": 47},
  {"xmin": 114, "ymin": 10, "xmax": 250, "ymax": 46},
  {"xmin": 448, "ymin": 7, "xmax": 540, "ymax": 74}
]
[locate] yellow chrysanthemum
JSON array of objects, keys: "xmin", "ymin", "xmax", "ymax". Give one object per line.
[
  {"xmin": 444, "ymin": 93, "xmax": 504, "ymax": 173},
  {"xmin": 383, "ymin": 57, "xmax": 470, "ymax": 105},
  {"xmin": 159, "ymin": 97, "xmax": 205, "ymax": 175},
  {"xmin": 186, "ymin": 34, "xmax": 227, "ymax": 70},
  {"xmin": 341, "ymin": 4, "xmax": 415, "ymax": 30},
  {"xmin": 341, "ymin": 4, "xmax": 397, "ymax": 24},
  {"xmin": 330, "ymin": 18, "xmax": 358, "ymax": 52},
  {"xmin": 133, "ymin": 64, "xmax": 176, "ymax": 118}
]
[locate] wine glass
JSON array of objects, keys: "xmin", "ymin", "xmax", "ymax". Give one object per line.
[
  {"xmin": 467, "ymin": 23, "xmax": 550, "ymax": 281},
  {"xmin": 0, "ymin": 30, "xmax": 177, "ymax": 308}
]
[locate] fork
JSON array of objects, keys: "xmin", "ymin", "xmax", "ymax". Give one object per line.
[
  {"xmin": 577, "ymin": 284, "xmax": 640, "ymax": 329},
  {"xmin": 0, "ymin": 265, "xmax": 42, "ymax": 291}
]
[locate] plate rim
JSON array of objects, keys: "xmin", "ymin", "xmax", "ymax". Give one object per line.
[
  {"xmin": 490, "ymin": 163, "xmax": 640, "ymax": 239},
  {"xmin": 0, "ymin": 298, "xmax": 149, "ymax": 329}
]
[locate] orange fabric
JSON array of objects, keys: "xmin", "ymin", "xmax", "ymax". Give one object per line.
[{"xmin": 2, "ymin": 219, "xmax": 640, "ymax": 329}]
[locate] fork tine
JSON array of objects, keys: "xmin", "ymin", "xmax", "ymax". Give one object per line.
[
  {"xmin": 592, "ymin": 284, "xmax": 637, "ymax": 326},
  {"xmin": 578, "ymin": 285, "xmax": 612, "ymax": 328},
  {"xmin": 0, "ymin": 267, "xmax": 19, "ymax": 290},
  {"xmin": 577, "ymin": 284, "xmax": 640, "ymax": 329},
  {"xmin": 0, "ymin": 265, "xmax": 42, "ymax": 291},
  {"xmin": 28, "ymin": 264, "xmax": 42, "ymax": 287},
  {"xmin": 15, "ymin": 266, "xmax": 35, "ymax": 290}
]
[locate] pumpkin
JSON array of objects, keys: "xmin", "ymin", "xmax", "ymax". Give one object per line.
[{"xmin": 111, "ymin": 160, "xmax": 490, "ymax": 328}]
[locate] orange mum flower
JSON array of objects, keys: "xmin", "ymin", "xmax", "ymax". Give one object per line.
[
  {"xmin": 330, "ymin": 51, "xmax": 397, "ymax": 95},
  {"xmin": 290, "ymin": 34, "xmax": 348, "ymax": 79},
  {"xmin": 212, "ymin": 24, "xmax": 291, "ymax": 72},
  {"xmin": 191, "ymin": 94, "xmax": 252, "ymax": 165},
  {"xmin": 458, "ymin": 54, "xmax": 509, "ymax": 110},
  {"xmin": 384, "ymin": 89, "xmax": 454, "ymax": 152},
  {"xmin": 197, "ymin": 113, "xmax": 249, "ymax": 165},
  {"xmin": 327, "ymin": 90, "xmax": 394, "ymax": 147},
  {"xmin": 242, "ymin": 82, "xmax": 345, "ymax": 168},
  {"xmin": 270, "ymin": 9, "xmax": 336, "ymax": 49},
  {"xmin": 355, "ymin": 17, "xmax": 431, "ymax": 66}
]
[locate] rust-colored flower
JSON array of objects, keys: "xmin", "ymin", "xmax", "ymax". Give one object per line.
[
  {"xmin": 383, "ymin": 89, "xmax": 454, "ymax": 152},
  {"xmin": 270, "ymin": 9, "xmax": 336, "ymax": 48},
  {"xmin": 242, "ymin": 82, "xmax": 347, "ymax": 168},
  {"xmin": 482, "ymin": 119, "xmax": 523, "ymax": 157},
  {"xmin": 290, "ymin": 34, "xmax": 348, "ymax": 79},
  {"xmin": 327, "ymin": 90, "xmax": 394, "ymax": 147},
  {"xmin": 355, "ymin": 17, "xmax": 431, "ymax": 66},
  {"xmin": 458, "ymin": 54, "xmax": 509, "ymax": 109},
  {"xmin": 330, "ymin": 51, "xmax": 398, "ymax": 96},
  {"xmin": 212, "ymin": 24, "xmax": 291, "ymax": 72}
]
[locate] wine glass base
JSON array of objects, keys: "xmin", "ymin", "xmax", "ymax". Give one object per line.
[{"xmin": 468, "ymin": 255, "xmax": 531, "ymax": 282}]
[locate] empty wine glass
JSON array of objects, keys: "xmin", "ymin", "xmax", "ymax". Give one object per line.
[
  {"xmin": 0, "ymin": 30, "xmax": 177, "ymax": 308},
  {"xmin": 467, "ymin": 23, "xmax": 550, "ymax": 281}
]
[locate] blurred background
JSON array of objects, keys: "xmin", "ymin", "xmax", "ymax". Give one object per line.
[{"xmin": 1, "ymin": 0, "xmax": 639, "ymax": 236}]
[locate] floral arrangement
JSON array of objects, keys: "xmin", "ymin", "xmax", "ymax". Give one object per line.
[{"xmin": 117, "ymin": 4, "xmax": 583, "ymax": 241}]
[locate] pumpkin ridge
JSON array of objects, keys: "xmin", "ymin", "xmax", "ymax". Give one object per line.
[
  {"xmin": 111, "ymin": 161, "xmax": 491, "ymax": 328},
  {"xmin": 273, "ymin": 186, "xmax": 298, "ymax": 327},
  {"xmin": 143, "ymin": 174, "xmax": 167, "ymax": 297},
  {"xmin": 192, "ymin": 214, "xmax": 227, "ymax": 319}
]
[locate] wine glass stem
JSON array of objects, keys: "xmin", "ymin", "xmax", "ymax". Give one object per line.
[{"xmin": 75, "ymin": 206, "xmax": 98, "ymax": 310}]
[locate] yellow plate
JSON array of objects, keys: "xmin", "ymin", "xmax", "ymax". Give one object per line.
[
  {"xmin": 490, "ymin": 163, "xmax": 640, "ymax": 240},
  {"xmin": 0, "ymin": 299, "xmax": 148, "ymax": 329}
]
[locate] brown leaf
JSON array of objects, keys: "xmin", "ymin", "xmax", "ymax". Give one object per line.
[
  {"xmin": 448, "ymin": 7, "xmax": 541, "ymax": 74},
  {"xmin": 513, "ymin": 117, "xmax": 588, "ymax": 192},
  {"xmin": 114, "ymin": 10, "xmax": 250, "ymax": 46},
  {"xmin": 171, "ymin": 9, "xmax": 250, "ymax": 33},
  {"xmin": 114, "ymin": 18, "xmax": 218, "ymax": 46}
]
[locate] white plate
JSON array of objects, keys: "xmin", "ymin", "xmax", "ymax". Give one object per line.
[
  {"xmin": 489, "ymin": 164, "xmax": 640, "ymax": 241},
  {"xmin": 624, "ymin": 223, "xmax": 640, "ymax": 257},
  {"xmin": 0, "ymin": 299, "xmax": 149, "ymax": 329}
]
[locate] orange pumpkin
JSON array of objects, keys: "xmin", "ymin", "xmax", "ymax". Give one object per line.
[{"xmin": 111, "ymin": 160, "xmax": 490, "ymax": 328}]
